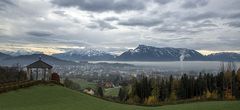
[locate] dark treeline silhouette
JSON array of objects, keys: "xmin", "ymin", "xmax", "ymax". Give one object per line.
[
  {"xmin": 0, "ymin": 66, "xmax": 26, "ymax": 83},
  {"xmin": 119, "ymin": 68, "xmax": 240, "ymax": 105}
]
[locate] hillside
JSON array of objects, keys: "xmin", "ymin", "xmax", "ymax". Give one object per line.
[{"xmin": 0, "ymin": 85, "xmax": 239, "ymax": 110}]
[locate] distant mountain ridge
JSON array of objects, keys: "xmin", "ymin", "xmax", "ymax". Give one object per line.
[
  {"xmin": 206, "ymin": 52, "xmax": 240, "ymax": 61},
  {"xmin": 52, "ymin": 48, "xmax": 115, "ymax": 61},
  {"xmin": 1, "ymin": 50, "xmax": 43, "ymax": 56},
  {"xmin": 0, "ymin": 52, "xmax": 12, "ymax": 61},
  {"xmin": 117, "ymin": 45, "xmax": 204, "ymax": 61},
  {"xmin": 0, "ymin": 54, "xmax": 76, "ymax": 66},
  {"xmin": 1, "ymin": 45, "xmax": 240, "ymax": 63}
]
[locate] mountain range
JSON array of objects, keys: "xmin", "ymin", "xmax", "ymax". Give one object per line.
[
  {"xmin": 1, "ymin": 50, "xmax": 43, "ymax": 56},
  {"xmin": 206, "ymin": 52, "xmax": 240, "ymax": 61},
  {"xmin": 0, "ymin": 53, "xmax": 76, "ymax": 66},
  {"xmin": 117, "ymin": 45, "xmax": 204, "ymax": 61},
  {"xmin": 1, "ymin": 45, "xmax": 240, "ymax": 66},
  {"xmin": 0, "ymin": 52, "xmax": 11, "ymax": 61},
  {"xmin": 52, "ymin": 48, "xmax": 115, "ymax": 61}
]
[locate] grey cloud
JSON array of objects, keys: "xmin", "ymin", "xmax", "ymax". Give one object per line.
[
  {"xmin": 51, "ymin": 0, "xmax": 145, "ymax": 12},
  {"xmin": 27, "ymin": 31, "xmax": 53, "ymax": 37},
  {"xmin": 0, "ymin": 0, "xmax": 15, "ymax": 6},
  {"xmin": 183, "ymin": 11, "xmax": 240, "ymax": 22},
  {"xmin": 87, "ymin": 24, "xmax": 99, "ymax": 29},
  {"xmin": 0, "ymin": 0, "xmax": 15, "ymax": 11},
  {"xmin": 193, "ymin": 23, "xmax": 217, "ymax": 28},
  {"xmin": 152, "ymin": 37, "xmax": 192, "ymax": 42},
  {"xmin": 1, "ymin": 0, "xmax": 240, "ymax": 53},
  {"xmin": 53, "ymin": 10, "xmax": 66, "ymax": 16},
  {"xmin": 118, "ymin": 18, "xmax": 162, "ymax": 27},
  {"xmin": 217, "ymin": 36, "xmax": 240, "ymax": 49},
  {"xmin": 153, "ymin": 0, "xmax": 174, "ymax": 5},
  {"xmin": 192, "ymin": 20, "xmax": 218, "ymax": 28},
  {"xmin": 152, "ymin": 24, "xmax": 203, "ymax": 34},
  {"xmin": 226, "ymin": 21, "xmax": 240, "ymax": 28},
  {"xmin": 104, "ymin": 17, "xmax": 119, "ymax": 21},
  {"xmin": 97, "ymin": 20, "xmax": 117, "ymax": 30},
  {"xmin": 181, "ymin": 0, "xmax": 208, "ymax": 9},
  {"xmin": 54, "ymin": 39, "xmax": 92, "ymax": 47},
  {"xmin": 183, "ymin": 12, "xmax": 220, "ymax": 21},
  {"xmin": 153, "ymin": 27, "xmax": 178, "ymax": 33},
  {"xmin": 226, "ymin": 12, "xmax": 240, "ymax": 19},
  {"xmin": 87, "ymin": 20, "xmax": 117, "ymax": 30}
]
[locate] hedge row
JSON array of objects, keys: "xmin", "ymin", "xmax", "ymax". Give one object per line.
[{"xmin": 0, "ymin": 80, "xmax": 63, "ymax": 93}]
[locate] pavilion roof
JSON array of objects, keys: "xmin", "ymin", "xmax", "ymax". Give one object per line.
[{"xmin": 26, "ymin": 59, "xmax": 53, "ymax": 69}]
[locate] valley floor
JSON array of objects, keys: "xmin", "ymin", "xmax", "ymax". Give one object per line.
[{"xmin": 0, "ymin": 85, "xmax": 239, "ymax": 110}]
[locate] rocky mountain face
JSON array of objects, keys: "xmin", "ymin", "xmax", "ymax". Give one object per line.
[{"xmin": 117, "ymin": 45, "xmax": 204, "ymax": 61}]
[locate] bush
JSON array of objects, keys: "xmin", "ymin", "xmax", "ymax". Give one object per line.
[
  {"xmin": 169, "ymin": 91, "xmax": 177, "ymax": 101},
  {"xmin": 144, "ymin": 96, "xmax": 159, "ymax": 105},
  {"xmin": 97, "ymin": 86, "xmax": 104, "ymax": 97},
  {"xmin": 64, "ymin": 78, "xmax": 81, "ymax": 91},
  {"xmin": 203, "ymin": 90, "xmax": 218, "ymax": 100},
  {"xmin": 127, "ymin": 95, "xmax": 141, "ymax": 104}
]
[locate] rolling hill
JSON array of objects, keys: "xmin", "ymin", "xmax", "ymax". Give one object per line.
[{"xmin": 0, "ymin": 85, "xmax": 239, "ymax": 110}]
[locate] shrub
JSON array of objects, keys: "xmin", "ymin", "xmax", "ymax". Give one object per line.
[{"xmin": 144, "ymin": 96, "xmax": 159, "ymax": 105}]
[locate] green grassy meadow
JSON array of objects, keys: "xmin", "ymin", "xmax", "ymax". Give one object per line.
[
  {"xmin": 104, "ymin": 87, "xmax": 120, "ymax": 97},
  {"xmin": 71, "ymin": 79, "xmax": 97, "ymax": 89},
  {"xmin": 0, "ymin": 85, "xmax": 239, "ymax": 110},
  {"xmin": 70, "ymin": 78, "xmax": 119, "ymax": 97}
]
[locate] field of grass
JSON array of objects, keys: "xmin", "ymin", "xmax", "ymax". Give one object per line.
[
  {"xmin": 0, "ymin": 85, "xmax": 240, "ymax": 110},
  {"xmin": 71, "ymin": 79, "xmax": 97, "ymax": 90},
  {"xmin": 104, "ymin": 87, "xmax": 120, "ymax": 97}
]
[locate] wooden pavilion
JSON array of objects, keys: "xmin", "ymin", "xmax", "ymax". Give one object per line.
[{"xmin": 26, "ymin": 57, "xmax": 52, "ymax": 81}]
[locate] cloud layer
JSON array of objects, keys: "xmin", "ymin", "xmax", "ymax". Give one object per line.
[{"xmin": 0, "ymin": 0, "xmax": 240, "ymax": 54}]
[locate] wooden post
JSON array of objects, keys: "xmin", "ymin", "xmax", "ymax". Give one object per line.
[
  {"xmin": 36, "ymin": 68, "xmax": 38, "ymax": 80},
  {"xmin": 48, "ymin": 68, "xmax": 52, "ymax": 80},
  {"xmin": 27, "ymin": 68, "xmax": 30, "ymax": 80},
  {"xmin": 30, "ymin": 68, "xmax": 33, "ymax": 80},
  {"xmin": 43, "ymin": 68, "xmax": 46, "ymax": 81}
]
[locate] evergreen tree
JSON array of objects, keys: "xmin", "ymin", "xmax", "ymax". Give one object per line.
[
  {"xmin": 232, "ymin": 70, "xmax": 237, "ymax": 98},
  {"xmin": 217, "ymin": 72, "xmax": 225, "ymax": 99},
  {"xmin": 168, "ymin": 75, "xmax": 173, "ymax": 97},
  {"xmin": 236, "ymin": 68, "xmax": 240, "ymax": 99},
  {"xmin": 118, "ymin": 86, "xmax": 128, "ymax": 101},
  {"xmin": 97, "ymin": 86, "xmax": 104, "ymax": 97},
  {"xmin": 151, "ymin": 79, "xmax": 160, "ymax": 99}
]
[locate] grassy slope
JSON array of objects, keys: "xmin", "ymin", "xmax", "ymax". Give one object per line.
[
  {"xmin": 71, "ymin": 78, "xmax": 119, "ymax": 97},
  {"xmin": 0, "ymin": 85, "xmax": 239, "ymax": 110},
  {"xmin": 104, "ymin": 87, "xmax": 120, "ymax": 97},
  {"xmin": 71, "ymin": 79, "xmax": 97, "ymax": 89}
]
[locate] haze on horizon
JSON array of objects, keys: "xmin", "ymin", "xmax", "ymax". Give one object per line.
[{"xmin": 0, "ymin": 0, "xmax": 240, "ymax": 55}]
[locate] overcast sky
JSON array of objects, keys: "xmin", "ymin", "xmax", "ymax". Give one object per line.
[{"xmin": 0, "ymin": 0, "xmax": 240, "ymax": 55}]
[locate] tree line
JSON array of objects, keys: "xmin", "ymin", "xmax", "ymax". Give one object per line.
[{"xmin": 118, "ymin": 68, "xmax": 240, "ymax": 105}]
